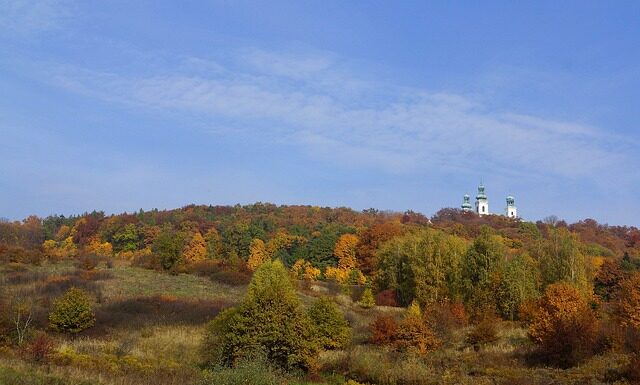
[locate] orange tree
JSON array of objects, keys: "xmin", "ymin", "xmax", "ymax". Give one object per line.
[{"xmin": 527, "ymin": 282, "xmax": 598, "ymax": 367}]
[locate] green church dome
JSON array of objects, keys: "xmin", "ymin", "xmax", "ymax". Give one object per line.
[{"xmin": 476, "ymin": 184, "xmax": 487, "ymax": 200}]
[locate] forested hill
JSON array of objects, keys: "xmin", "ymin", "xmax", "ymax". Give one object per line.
[
  {"xmin": 2, "ymin": 203, "xmax": 638, "ymax": 263},
  {"xmin": 0, "ymin": 203, "xmax": 637, "ymax": 303}
]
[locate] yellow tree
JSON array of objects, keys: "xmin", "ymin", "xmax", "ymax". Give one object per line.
[
  {"xmin": 326, "ymin": 233, "xmax": 365, "ymax": 285},
  {"xmin": 85, "ymin": 238, "xmax": 113, "ymax": 256},
  {"xmin": 183, "ymin": 232, "xmax": 207, "ymax": 264},
  {"xmin": 335, "ymin": 233, "xmax": 359, "ymax": 270},
  {"xmin": 247, "ymin": 238, "xmax": 269, "ymax": 271},
  {"xmin": 43, "ymin": 236, "xmax": 77, "ymax": 259},
  {"xmin": 266, "ymin": 229, "xmax": 306, "ymax": 258},
  {"xmin": 291, "ymin": 259, "xmax": 320, "ymax": 281}
]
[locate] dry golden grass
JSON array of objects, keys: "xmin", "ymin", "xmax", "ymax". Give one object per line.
[{"xmin": 1, "ymin": 261, "xmax": 636, "ymax": 385}]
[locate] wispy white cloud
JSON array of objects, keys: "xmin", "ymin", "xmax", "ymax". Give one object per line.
[
  {"xmin": 42, "ymin": 48, "xmax": 636, "ymax": 184},
  {"xmin": 0, "ymin": 0, "xmax": 71, "ymax": 36}
]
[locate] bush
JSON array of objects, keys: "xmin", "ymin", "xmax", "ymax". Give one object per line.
[
  {"xmin": 0, "ymin": 245, "xmax": 44, "ymax": 265},
  {"xmin": 394, "ymin": 312, "xmax": 440, "ymax": 355},
  {"xmin": 528, "ymin": 282, "xmax": 599, "ymax": 367},
  {"xmin": 202, "ymin": 260, "xmax": 319, "ymax": 372},
  {"xmin": 375, "ymin": 289, "xmax": 398, "ymax": 307},
  {"xmin": 186, "ymin": 259, "xmax": 223, "ymax": 276},
  {"xmin": 627, "ymin": 353, "xmax": 640, "ymax": 382},
  {"xmin": 465, "ymin": 316, "xmax": 499, "ymax": 349},
  {"xmin": 426, "ymin": 300, "xmax": 469, "ymax": 343},
  {"xmin": 24, "ymin": 331, "xmax": 56, "ymax": 364},
  {"xmin": 358, "ymin": 287, "xmax": 375, "ymax": 309},
  {"xmin": 49, "ymin": 287, "xmax": 96, "ymax": 333},
  {"xmin": 131, "ymin": 252, "xmax": 161, "ymax": 270},
  {"xmin": 74, "ymin": 254, "xmax": 100, "ymax": 270},
  {"xmin": 307, "ymin": 297, "xmax": 351, "ymax": 350},
  {"xmin": 379, "ymin": 301, "xmax": 441, "ymax": 355},
  {"xmin": 369, "ymin": 316, "xmax": 397, "ymax": 346}
]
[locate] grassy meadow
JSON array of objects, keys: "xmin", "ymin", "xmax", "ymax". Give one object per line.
[{"xmin": 0, "ymin": 258, "xmax": 634, "ymax": 385}]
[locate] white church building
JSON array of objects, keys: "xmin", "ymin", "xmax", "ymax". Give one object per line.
[{"xmin": 461, "ymin": 183, "xmax": 517, "ymax": 218}]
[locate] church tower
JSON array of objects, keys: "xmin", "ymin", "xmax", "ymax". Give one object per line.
[
  {"xmin": 475, "ymin": 183, "xmax": 489, "ymax": 216},
  {"xmin": 461, "ymin": 194, "xmax": 472, "ymax": 212},
  {"xmin": 506, "ymin": 195, "xmax": 517, "ymax": 218}
]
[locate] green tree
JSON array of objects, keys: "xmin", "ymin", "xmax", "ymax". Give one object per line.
[
  {"xmin": 221, "ymin": 222, "xmax": 256, "ymax": 259},
  {"xmin": 462, "ymin": 226, "xmax": 506, "ymax": 311},
  {"xmin": 112, "ymin": 223, "xmax": 141, "ymax": 253},
  {"xmin": 152, "ymin": 226, "xmax": 186, "ymax": 270},
  {"xmin": 204, "ymin": 227, "xmax": 223, "ymax": 260},
  {"xmin": 376, "ymin": 228, "xmax": 466, "ymax": 305},
  {"xmin": 49, "ymin": 288, "xmax": 95, "ymax": 333},
  {"xmin": 496, "ymin": 254, "xmax": 539, "ymax": 320},
  {"xmin": 307, "ymin": 297, "xmax": 351, "ymax": 349},
  {"xmin": 359, "ymin": 287, "xmax": 376, "ymax": 308},
  {"xmin": 202, "ymin": 260, "xmax": 318, "ymax": 371},
  {"xmin": 539, "ymin": 228, "xmax": 589, "ymax": 292}
]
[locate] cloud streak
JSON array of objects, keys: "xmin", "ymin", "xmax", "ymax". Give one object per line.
[{"xmin": 42, "ymin": 48, "xmax": 635, "ymax": 185}]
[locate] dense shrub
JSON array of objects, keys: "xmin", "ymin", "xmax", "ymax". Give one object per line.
[
  {"xmin": 394, "ymin": 302, "xmax": 440, "ymax": 355},
  {"xmin": 186, "ymin": 259, "xmax": 223, "ymax": 276},
  {"xmin": 375, "ymin": 289, "xmax": 398, "ymax": 307},
  {"xmin": 369, "ymin": 315, "xmax": 398, "ymax": 345},
  {"xmin": 24, "ymin": 331, "xmax": 56, "ymax": 363},
  {"xmin": 74, "ymin": 254, "xmax": 100, "ymax": 270},
  {"xmin": 337, "ymin": 346, "xmax": 436, "ymax": 385},
  {"xmin": 627, "ymin": 353, "xmax": 640, "ymax": 382},
  {"xmin": 465, "ymin": 316, "xmax": 499, "ymax": 349},
  {"xmin": 358, "ymin": 287, "xmax": 375, "ymax": 309},
  {"xmin": 131, "ymin": 252, "xmax": 162, "ymax": 270},
  {"xmin": 432, "ymin": 300, "xmax": 468, "ymax": 328},
  {"xmin": 202, "ymin": 260, "xmax": 319, "ymax": 372},
  {"xmin": 528, "ymin": 282, "xmax": 599, "ymax": 367},
  {"xmin": 0, "ymin": 245, "xmax": 44, "ymax": 265},
  {"xmin": 48, "ymin": 287, "xmax": 96, "ymax": 333},
  {"xmin": 307, "ymin": 297, "xmax": 351, "ymax": 350}
]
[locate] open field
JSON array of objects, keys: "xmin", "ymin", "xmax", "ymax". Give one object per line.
[{"xmin": 0, "ymin": 259, "xmax": 636, "ymax": 385}]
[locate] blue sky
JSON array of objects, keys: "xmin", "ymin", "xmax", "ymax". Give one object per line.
[{"xmin": 1, "ymin": 1, "xmax": 639, "ymax": 225}]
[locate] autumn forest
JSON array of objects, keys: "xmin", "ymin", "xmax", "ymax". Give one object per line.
[{"xmin": 0, "ymin": 203, "xmax": 639, "ymax": 384}]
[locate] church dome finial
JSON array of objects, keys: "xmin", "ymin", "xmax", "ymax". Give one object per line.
[
  {"xmin": 461, "ymin": 194, "xmax": 472, "ymax": 211},
  {"xmin": 476, "ymin": 183, "xmax": 487, "ymax": 200}
]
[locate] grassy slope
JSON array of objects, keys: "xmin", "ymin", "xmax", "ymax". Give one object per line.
[{"xmin": 0, "ymin": 262, "xmax": 634, "ymax": 385}]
